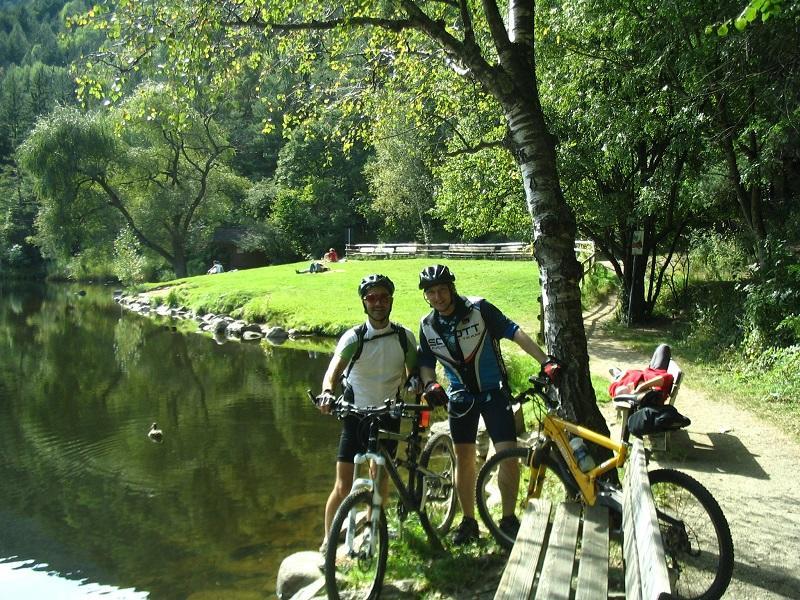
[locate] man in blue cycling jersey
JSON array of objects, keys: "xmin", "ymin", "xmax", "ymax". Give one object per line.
[
  {"xmin": 315, "ymin": 274, "xmax": 418, "ymax": 553},
  {"xmin": 417, "ymin": 264, "xmax": 561, "ymax": 544}
]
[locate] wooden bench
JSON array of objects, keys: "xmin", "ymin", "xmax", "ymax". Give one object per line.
[
  {"xmin": 648, "ymin": 360, "xmax": 683, "ymax": 451},
  {"xmin": 494, "ymin": 439, "xmax": 672, "ymax": 600}
]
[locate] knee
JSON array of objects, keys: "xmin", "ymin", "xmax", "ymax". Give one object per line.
[{"xmin": 333, "ymin": 478, "xmax": 352, "ymax": 499}]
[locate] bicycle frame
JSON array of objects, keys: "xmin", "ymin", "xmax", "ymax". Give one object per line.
[
  {"xmin": 528, "ymin": 392, "xmax": 693, "ymax": 532},
  {"xmin": 535, "ymin": 412, "xmax": 628, "ymax": 506},
  {"xmin": 344, "ymin": 411, "xmax": 445, "ymax": 558}
]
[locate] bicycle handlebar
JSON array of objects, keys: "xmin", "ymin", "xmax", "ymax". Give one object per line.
[
  {"xmin": 306, "ymin": 389, "xmax": 431, "ymax": 419},
  {"xmin": 513, "ymin": 374, "xmax": 560, "ymax": 411}
]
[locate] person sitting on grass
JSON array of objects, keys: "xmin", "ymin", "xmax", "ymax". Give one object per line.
[
  {"xmin": 323, "ymin": 247, "xmax": 339, "ymax": 262},
  {"xmin": 295, "ymin": 261, "xmax": 329, "ymax": 274}
]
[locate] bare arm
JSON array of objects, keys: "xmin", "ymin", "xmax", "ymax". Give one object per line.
[
  {"xmin": 512, "ymin": 328, "xmax": 548, "ymax": 364},
  {"xmin": 633, "ymin": 375, "xmax": 667, "ymax": 394},
  {"xmin": 321, "ymin": 355, "xmax": 347, "ymax": 392},
  {"xmin": 319, "ymin": 354, "xmax": 348, "ymax": 413}
]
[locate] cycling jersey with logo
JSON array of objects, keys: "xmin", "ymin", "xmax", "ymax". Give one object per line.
[{"xmin": 419, "ymin": 296, "xmax": 518, "ymax": 394}]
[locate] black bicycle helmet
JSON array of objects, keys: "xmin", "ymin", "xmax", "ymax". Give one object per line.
[
  {"xmin": 358, "ymin": 274, "xmax": 395, "ymax": 297},
  {"xmin": 418, "ymin": 264, "xmax": 456, "ymax": 290}
]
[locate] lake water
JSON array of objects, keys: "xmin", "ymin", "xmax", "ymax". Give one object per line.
[{"xmin": 0, "ymin": 282, "xmax": 341, "ymax": 598}]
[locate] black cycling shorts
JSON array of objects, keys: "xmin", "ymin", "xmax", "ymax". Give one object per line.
[
  {"xmin": 447, "ymin": 388, "xmax": 516, "ymax": 445},
  {"xmin": 337, "ymin": 413, "xmax": 401, "ymax": 463}
]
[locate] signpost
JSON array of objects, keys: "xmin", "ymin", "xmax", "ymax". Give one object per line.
[{"xmin": 628, "ymin": 230, "xmax": 644, "ymax": 325}]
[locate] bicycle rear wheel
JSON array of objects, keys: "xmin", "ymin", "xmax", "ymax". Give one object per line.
[
  {"xmin": 418, "ymin": 432, "xmax": 457, "ymax": 535},
  {"xmin": 324, "ymin": 490, "xmax": 388, "ymax": 600},
  {"xmin": 648, "ymin": 469, "xmax": 734, "ymax": 600},
  {"xmin": 476, "ymin": 445, "xmax": 579, "ymax": 550}
]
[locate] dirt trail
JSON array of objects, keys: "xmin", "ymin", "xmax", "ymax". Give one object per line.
[{"xmin": 586, "ymin": 298, "xmax": 800, "ymax": 600}]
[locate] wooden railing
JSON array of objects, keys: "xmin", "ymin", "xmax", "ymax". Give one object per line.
[
  {"xmin": 345, "ymin": 242, "xmax": 534, "ymax": 260},
  {"xmin": 346, "ymin": 241, "xmax": 595, "ymax": 262},
  {"xmin": 345, "ymin": 240, "xmax": 594, "ymax": 262}
]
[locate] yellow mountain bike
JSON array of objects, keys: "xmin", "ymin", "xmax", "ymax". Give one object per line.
[{"xmin": 475, "ymin": 374, "xmax": 734, "ymax": 600}]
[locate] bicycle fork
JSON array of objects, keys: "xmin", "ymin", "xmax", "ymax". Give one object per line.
[{"xmin": 346, "ymin": 451, "xmax": 385, "ymax": 559}]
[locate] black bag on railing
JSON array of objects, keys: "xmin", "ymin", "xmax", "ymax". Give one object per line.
[{"xmin": 627, "ymin": 404, "xmax": 691, "ymax": 438}]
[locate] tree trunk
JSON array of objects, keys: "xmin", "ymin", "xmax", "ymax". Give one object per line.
[
  {"xmin": 717, "ymin": 97, "xmax": 768, "ymax": 267},
  {"xmin": 503, "ymin": 100, "xmax": 608, "ymax": 436},
  {"xmin": 171, "ymin": 243, "xmax": 188, "ymax": 278},
  {"xmin": 622, "ymin": 253, "xmax": 648, "ymax": 324}
]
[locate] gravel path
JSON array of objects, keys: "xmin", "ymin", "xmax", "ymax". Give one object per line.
[{"xmin": 586, "ymin": 299, "xmax": 800, "ymax": 600}]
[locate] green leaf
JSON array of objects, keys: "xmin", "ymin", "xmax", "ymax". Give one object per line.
[
  {"xmin": 717, "ymin": 23, "xmax": 729, "ymax": 36},
  {"xmin": 734, "ymin": 17, "xmax": 748, "ymax": 31}
]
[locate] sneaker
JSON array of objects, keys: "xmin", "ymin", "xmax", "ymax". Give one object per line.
[
  {"xmin": 499, "ymin": 515, "xmax": 520, "ymax": 540},
  {"xmin": 452, "ymin": 516, "xmax": 480, "ymax": 545}
]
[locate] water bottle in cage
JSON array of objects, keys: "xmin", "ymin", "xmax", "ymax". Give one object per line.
[{"xmin": 569, "ymin": 437, "xmax": 596, "ymax": 472}]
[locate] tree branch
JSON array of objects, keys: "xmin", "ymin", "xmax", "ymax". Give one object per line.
[
  {"xmin": 481, "ymin": 0, "xmax": 512, "ymax": 55},
  {"xmin": 93, "ymin": 175, "xmax": 173, "ymax": 261}
]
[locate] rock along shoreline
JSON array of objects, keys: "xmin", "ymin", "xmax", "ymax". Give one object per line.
[{"xmin": 112, "ymin": 289, "xmax": 313, "ymax": 345}]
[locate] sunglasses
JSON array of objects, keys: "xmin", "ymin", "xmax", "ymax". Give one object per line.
[{"xmin": 363, "ymin": 292, "xmax": 392, "ymax": 303}]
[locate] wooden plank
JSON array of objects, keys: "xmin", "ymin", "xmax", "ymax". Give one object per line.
[
  {"xmin": 626, "ymin": 440, "xmax": 672, "ymax": 600},
  {"xmin": 534, "ymin": 502, "xmax": 581, "ymax": 600},
  {"xmin": 495, "ymin": 499, "xmax": 552, "ymax": 600},
  {"xmin": 623, "ymin": 458, "xmax": 642, "ymax": 600},
  {"xmin": 667, "ymin": 360, "xmax": 683, "ymax": 405},
  {"xmin": 575, "ymin": 504, "xmax": 610, "ymax": 600}
]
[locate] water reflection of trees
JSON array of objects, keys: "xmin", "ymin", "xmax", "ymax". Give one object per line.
[{"xmin": 0, "ymin": 284, "xmax": 339, "ymax": 596}]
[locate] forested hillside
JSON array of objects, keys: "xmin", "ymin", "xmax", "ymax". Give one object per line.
[
  {"xmin": 2, "ymin": 1, "xmax": 799, "ymax": 412},
  {"xmin": 0, "ymin": 1, "xmax": 794, "ymax": 312}
]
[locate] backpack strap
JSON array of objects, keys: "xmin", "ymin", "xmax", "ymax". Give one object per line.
[
  {"xmin": 393, "ymin": 322, "xmax": 409, "ymax": 355},
  {"xmin": 343, "ymin": 323, "xmax": 368, "ymax": 381}
]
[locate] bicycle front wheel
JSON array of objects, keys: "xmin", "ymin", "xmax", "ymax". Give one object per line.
[
  {"xmin": 418, "ymin": 432, "xmax": 457, "ymax": 535},
  {"xmin": 324, "ymin": 490, "xmax": 388, "ymax": 600},
  {"xmin": 476, "ymin": 445, "xmax": 578, "ymax": 550},
  {"xmin": 648, "ymin": 469, "xmax": 734, "ymax": 600}
]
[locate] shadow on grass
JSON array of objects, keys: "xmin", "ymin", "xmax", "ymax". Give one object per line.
[{"xmin": 385, "ymin": 519, "xmax": 507, "ymax": 598}]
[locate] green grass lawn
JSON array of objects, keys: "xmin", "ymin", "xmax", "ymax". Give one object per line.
[
  {"xmin": 142, "ymin": 258, "xmax": 544, "ymax": 337},
  {"xmin": 142, "ymin": 258, "xmax": 614, "ymax": 401}
]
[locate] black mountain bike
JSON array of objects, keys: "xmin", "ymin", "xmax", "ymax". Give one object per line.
[{"xmin": 310, "ymin": 394, "xmax": 457, "ymax": 600}]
